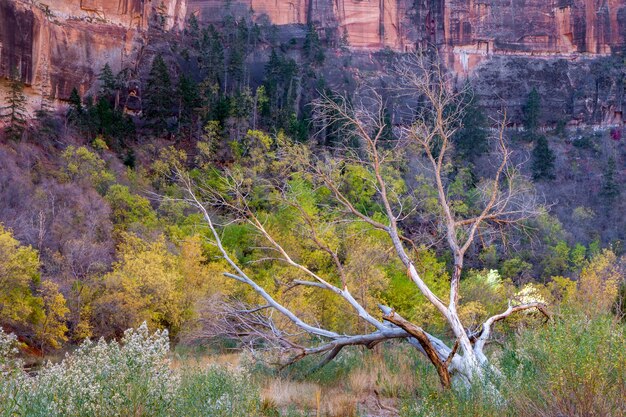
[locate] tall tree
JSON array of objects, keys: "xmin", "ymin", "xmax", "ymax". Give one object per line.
[
  {"xmin": 198, "ymin": 25, "xmax": 224, "ymax": 90},
  {"xmin": 2, "ymin": 67, "xmax": 28, "ymax": 140},
  {"xmin": 263, "ymin": 49, "xmax": 299, "ymax": 130},
  {"xmin": 303, "ymin": 25, "xmax": 325, "ymax": 66},
  {"xmin": 601, "ymin": 156, "xmax": 620, "ymax": 201},
  {"xmin": 453, "ymin": 84, "xmax": 488, "ymax": 161},
  {"xmin": 532, "ymin": 135, "xmax": 556, "ymax": 180},
  {"xmin": 524, "ymin": 88, "xmax": 556, "ymax": 181},
  {"xmin": 143, "ymin": 55, "xmax": 174, "ymax": 134},
  {"xmin": 67, "ymin": 87, "xmax": 83, "ymax": 123},
  {"xmin": 177, "ymin": 74, "xmax": 200, "ymax": 136},
  {"xmin": 523, "ymin": 87, "xmax": 541, "ymax": 133},
  {"xmin": 98, "ymin": 63, "xmax": 118, "ymax": 101}
]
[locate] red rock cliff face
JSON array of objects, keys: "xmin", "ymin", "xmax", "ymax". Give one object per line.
[
  {"xmin": 444, "ymin": 0, "xmax": 626, "ymax": 74},
  {"xmin": 187, "ymin": 0, "xmax": 417, "ymax": 49},
  {"xmin": 0, "ymin": 0, "xmax": 186, "ymax": 106},
  {"xmin": 2, "ymin": 0, "xmax": 626, "ymax": 123},
  {"xmin": 188, "ymin": 0, "xmax": 626, "ymax": 60}
]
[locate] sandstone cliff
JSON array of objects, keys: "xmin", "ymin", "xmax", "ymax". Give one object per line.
[
  {"xmin": 443, "ymin": 0, "xmax": 626, "ymax": 75},
  {"xmin": 188, "ymin": 0, "xmax": 626, "ymax": 59},
  {"xmin": 0, "ymin": 0, "xmax": 185, "ymax": 106},
  {"xmin": 2, "ymin": 0, "xmax": 626, "ymax": 125},
  {"xmin": 186, "ymin": 0, "xmax": 626, "ymax": 124}
]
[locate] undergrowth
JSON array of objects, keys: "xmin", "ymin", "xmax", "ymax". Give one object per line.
[{"xmin": 1, "ymin": 313, "xmax": 624, "ymax": 417}]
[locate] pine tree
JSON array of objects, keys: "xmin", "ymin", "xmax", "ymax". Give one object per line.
[
  {"xmin": 228, "ymin": 47, "xmax": 245, "ymax": 89},
  {"xmin": 98, "ymin": 63, "xmax": 118, "ymax": 100},
  {"xmin": 199, "ymin": 25, "xmax": 224, "ymax": 90},
  {"xmin": 532, "ymin": 135, "xmax": 556, "ymax": 180},
  {"xmin": 177, "ymin": 74, "xmax": 200, "ymax": 135},
  {"xmin": 186, "ymin": 13, "xmax": 200, "ymax": 40},
  {"xmin": 303, "ymin": 25, "xmax": 325, "ymax": 66},
  {"xmin": 523, "ymin": 87, "xmax": 541, "ymax": 133},
  {"xmin": 143, "ymin": 55, "xmax": 173, "ymax": 134},
  {"xmin": 2, "ymin": 67, "xmax": 28, "ymax": 140},
  {"xmin": 453, "ymin": 84, "xmax": 488, "ymax": 161},
  {"xmin": 263, "ymin": 49, "xmax": 299, "ymax": 129},
  {"xmin": 601, "ymin": 156, "xmax": 620, "ymax": 201},
  {"xmin": 67, "ymin": 87, "xmax": 84, "ymax": 125},
  {"xmin": 69, "ymin": 88, "xmax": 83, "ymax": 114}
]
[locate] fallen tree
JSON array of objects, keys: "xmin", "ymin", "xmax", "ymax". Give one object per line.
[{"xmin": 180, "ymin": 52, "xmax": 548, "ymax": 388}]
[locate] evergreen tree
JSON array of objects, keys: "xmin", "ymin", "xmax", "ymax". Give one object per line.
[
  {"xmin": 524, "ymin": 88, "xmax": 555, "ymax": 181},
  {"xmin": 228, "ymin": 48, "xmax": 245, "ymax": 89},
  {"xmin": 263, "ymin": 49, "xmax": 299, "ymax": 129},
  {"xmin": 601, "ymin": 156, "xmax": 620, "ymax": 201},
  {"xmin": 453, "ymin": 85, "xmax": 488, "ymax": 161},
  {"xmin": 1, "ymin": 67, "xmax": 28, "ymax": 140},
  {"xmin": 67, "ymin": 87, "xmax": 84, "ymax": 124},
  {"xmin": 177, "ymin": 74, "xmax": 200, "ymax": 135},
  {"xmin": 523, "ymin": 87, "xmax": 541, "ymax": 133},
  {"xmin": 199, "ymin": 25, "xmax": 224, "ymax": 90},
  {"xmin": 186, "ymin": 14, "xmax": 200, "ymax": 40},
  {"xmin": 98, "ymin": 63, "xmax": 118, "ymax": 100},
  {"xmin": 303, "ymin": 25, "xmax": 325, "ymax": 66},
  {"xmin": 532, "ymin": 135, "xmax": 556, "ymax": 180},
  {"xmin": 143, "ymin": 55, "xmax": 174, "ymax": 134},
  {"xmin": 95, "ymin": 96, "xmax": 116, "ymax": 135},
  {"xmin": 253, "ymin": 85, "xmax": 268, "ymax": 129}
]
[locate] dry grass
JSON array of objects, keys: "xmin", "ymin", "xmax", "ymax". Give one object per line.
[
  {"xmin": 171, "ymin": 352, "xmax": 242, "ymax": 371},
  {"xmin": 322, "ymin": 392, "xmax": 358, "ymax": 417},
  {"xmin": 348, "ymin": 350, "xmax": 421, "ymax": 398},
  {"xmin": 262, "ymin": 378, "xmax": 321, "ymax": 410},
  {"xmin": 261, "ymin": 379, "xmax": 360, "ymax": 417},
  {"xmin": 172, "ymin": 345, "xmax": 429, "ymax": 416},
  {"xmin": 258, "ymin": 347, "xmax": 427, "ymax": 416}
]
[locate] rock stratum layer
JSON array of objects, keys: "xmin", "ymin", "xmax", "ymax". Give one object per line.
[{"xmin": 2, "ymin": 0, "xmax": 626, "ymax": 124}]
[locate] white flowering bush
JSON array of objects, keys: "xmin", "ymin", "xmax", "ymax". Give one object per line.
[
  {"xmin": 0, "ymin": 328, "xmax": 27, "ymax": 416},
  {"xmin": 514, "ymin": 283, "xmax": 547, "ymax": 306},
  {"xmin": 481, "ymin": 269, "xmax": 503, "ymax": 289},
  {"xmin": 0, "ymin": 323, "xmax": 261, "ymax": 417},
  {"xmin": 0, "ymin": 327, "xmax": 21, "ymax": 374}
]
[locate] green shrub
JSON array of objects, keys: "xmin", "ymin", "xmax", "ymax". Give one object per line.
[
  {"xmin": 175, "ymin": 367, "xmax": 260, "ymax": 416},
  {"xmin": 506, "ymin": 312, "xmax": 626, "ymax": 417},
  {"xmin": 401, "ymin": 313, "xmax": 626, "ymax": 417}
]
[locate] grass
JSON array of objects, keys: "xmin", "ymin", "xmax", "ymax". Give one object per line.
[{"xmin": 401, "ymin": 312, "xmax": 626, "ymax": 417}]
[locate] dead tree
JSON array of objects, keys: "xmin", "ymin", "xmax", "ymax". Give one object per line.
[{"xmin": 180, "ymin": 52, "xmax": 547, "ymax": 388}]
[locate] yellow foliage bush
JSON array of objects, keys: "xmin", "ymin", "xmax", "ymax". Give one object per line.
[
  {"xmin": 0, "ymin": 224, "xmax": 69, "ymax": 350},
  {"xmin": 576, "ymin": 250, "xmax": 620, "ymax": 316}
]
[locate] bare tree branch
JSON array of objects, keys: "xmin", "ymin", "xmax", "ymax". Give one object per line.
[{"xmin": 475, "ymin": 302, "xmax": 550, "ymax": 354}]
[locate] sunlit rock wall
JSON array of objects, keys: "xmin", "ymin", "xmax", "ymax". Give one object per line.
[
  {"xmin": 444, "ymin": 0, "xmax": 626, "ymax": 75},
  {"xmin": 2, "ymin": 0, "xmax": 625, "ymax": 124},
  {"xmin": 0, "ymin": 0, "xmax": 186, "ymax": 107},
  {"xmin": 188, "ymin": 0, "xmax": 626, "ymax": 57}
]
